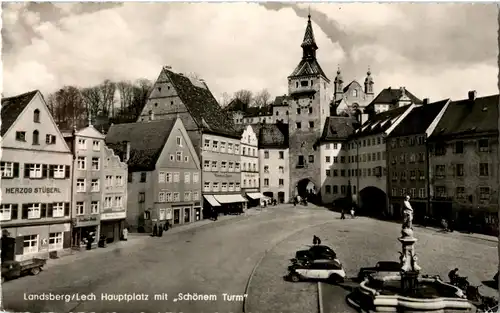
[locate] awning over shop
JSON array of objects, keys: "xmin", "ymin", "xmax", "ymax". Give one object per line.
[
  {"xmin": 213, "ymin": 194, "xmax": 248, "ymax": 204},
  {"xmin": 246, "ymin": 192, "xmax": 264, "ymax": 200},
  {"xmin": 204, "ymin": 195, "xmax": 221, "ymax": 207}
]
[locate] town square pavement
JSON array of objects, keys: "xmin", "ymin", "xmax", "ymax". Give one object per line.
[{"xmin": 2, "ymin": 204, "xmax": 498, "ymax": 313}]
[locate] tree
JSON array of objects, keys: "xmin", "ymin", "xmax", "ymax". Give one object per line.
[
  {"xmin": 113, "ymin": 79, "xmax": 152, "ymax": 123},
  {"xmin": 47, "ymin": 86, "xmax": 86, "ymax": 129},
  {"xmin": 253, "ymin": 89, "xmax": 271, "ymax": 108},
  {"xmin": 80, "ymin": 86, "xmax": 101, "ymax": 121},
  {"xmin": 99, "ymin": 79, "xmax": 116, "ymax": 117},
  {"xmin": 234, "ymin": 89, "xmax": 253, "ymax": 107},
  {"xmin": 219, "ymin": 92, "xmax": 231, "ymax": 108},
  {"xmin": 116, "ymin": 81, "xmax": 134, "ymax": 110}
]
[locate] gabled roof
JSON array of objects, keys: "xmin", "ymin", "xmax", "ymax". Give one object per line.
[
  {"xmin": 368, "ymin": 87, "xmax": 421, "ymax": 107},
  {"xmin": 429, "ymin": 94, "xmax": 499, "ymax": 139},
  {"xmin": 1, "ymin": 90, "xmax": 38, "ymax": 136},
  {"xmin": 105, "ymin": 119, "xmax": 176, "ymax": 171},
  {"xmin": 226, "ymin": 98, "xmax": 248, "ymax": 112},
  {"xmin": 163, "ymin": 69, "xmax": 238, "ymax": 138},
  {"xmin": 352, "ymin": 105, "xmax": 411, "ymax": 137},
  {"xmin": 389, "ymin": 99, "xmax": 450, "ymax": 137},
  {"xmin": 272, "ymin": 95, "xmax": 290, "ymax": 107},
  {"xmin": 320, "ymin": 117, "xmax": 356, "ymax": 142},
  {"xmin": 258, "ymin": 123, "xmax": 289, "ymax": 149},
  {"xmin": 289, "ymin": 59, "xmax": 329, "ymax": 82}
]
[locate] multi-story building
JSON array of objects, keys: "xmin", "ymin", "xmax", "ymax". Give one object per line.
[
  {"xmin": 240, "ymin": 125, "xmax": 262, "ymax": 206},
  {"xmin": 428, "ymin": 91, "xmax": 499, "ymax": 235},
  {"xmin": 135, "ymin": 66, "xmax": 244, "ymax": 216},
  {"xmin": 331, "ymin": 68, "xmax": 375, "ymax": 119},
  {"xmin": 0, "ymin": 90, "xmax": 73, "ymax": 261},
  {"xmin": 386, "ymin": 98, "xmax": 450, "ymax": 220},
  {"xmin": 259, "ymin": 123, "xmax": 290, "ymax": 203},
  {"xmin": 319, "ymin": 117, "xmax": 355, "ymax": 204},
  {"xmin": 271, "ymin": 95, "xmax": 290, "ymax": 124},
  {"xmin": 105, "ymin": 118, "xmax": 202, "ymax": 232}
]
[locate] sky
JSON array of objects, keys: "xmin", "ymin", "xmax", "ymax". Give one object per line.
[{"xmin": 2, "ymin": 2, "xmax": 499, "ymax": 104}]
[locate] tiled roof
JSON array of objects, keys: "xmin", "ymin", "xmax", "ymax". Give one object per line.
[
  {"xmin": 301, "ymin": 17, "xmax": 318, "ymax": 49},
  {"xmin": 289, "ymin": 59, "xmax": 329, "ymax": 82},
  {"xmin": 272, "ymin": 95, "xmax": 290, "ymax": 107},
  {"xmin": 1, "ymin": 90, "xmax": 38, "ymax": 136},
  {"xmin": 352, "ymin": 105, "xmax": 411, "ymax": 137},
  {"xmin": 258, "ymin": 123, "xmax": 289, "ymax": 149},
  {"xmin": 320, "ymin": 117, "xmax": 356, "ymax": 142},
  {"xmin": 244, "ymin": 106, "xmax": 272, "ymax": 117},
  {"xmin": 389, "ymin": 99, "xmax": 449, "ymax": 137},
  {"xmin": 429, "ymin": 94, "xmax": 499, "ymax": 139},
  {"xmin": 105, "ymin": 119, "xmax": 176, "ymax": 171},
  {"xmin": 164, "ymin": 69, "xmax": 238, "ymax": 138},
  {"xmin": 226, "ymin": 98, "xmax": 248, "ymax": 112},
  {"xmin": 368, "ymin": 87, "xmax": 422, "ymax": 107}
]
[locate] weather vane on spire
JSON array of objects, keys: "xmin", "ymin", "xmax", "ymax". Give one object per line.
[{"xmin": 308, "ymin": 5, "xmax": 311, "ymax": 19}]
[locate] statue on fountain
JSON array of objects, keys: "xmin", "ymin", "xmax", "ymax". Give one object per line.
[{"xmin": 401, "ymin": 195, "xmax": 414, "ymax": 237}]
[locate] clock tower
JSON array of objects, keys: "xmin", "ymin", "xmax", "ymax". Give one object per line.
[{"xmin": 288, "ymin": 14, "xmax": 331, "ymax": 201}]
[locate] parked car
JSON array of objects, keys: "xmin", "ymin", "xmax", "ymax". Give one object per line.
[
  {"xmin": 357, "ymin": 261, "xmax": 401, "ymax": 281},
  {"xmin": 2, "ymin": 258, "xmax": 46, "ymax": 283},
  {"xmin": 287, "ymin": 259, "xmax": 346, "ymax": 283},
  {"xmin": 295, "ymin": 245, "xmax": 337, "ymax": 262}
]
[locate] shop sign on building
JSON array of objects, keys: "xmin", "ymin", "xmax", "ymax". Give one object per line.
[
  {"xmin": 101, "ymin": 211, "xmax": 126, "ymax": 220},
  {"xmin": 4, "ymin": 187, "xmax": 62, "ymax": 194},
  {"xmin": 74, "ymin": 215, "xmax": 99, "ymax": 227}
]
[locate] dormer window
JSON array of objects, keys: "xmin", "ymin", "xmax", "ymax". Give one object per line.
[
  {"xmin": 33, "ymin": 109, "xmax": 40, "ymax": 123},
  {"xmin": 32, "ymin": 130, "xmax": 39, "ymax": 145}
]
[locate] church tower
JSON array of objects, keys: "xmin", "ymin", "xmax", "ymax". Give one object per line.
[
  {"xmin": 334, "ymin": 68, "xmax": 344, "ymax": 102},
  {"xmin": 364, "ymin": 67, "xmax": 374, "ymax": 96},
  {"xmin": 287, "ymin": 14, "xmax": 331, "ymax": 200}
]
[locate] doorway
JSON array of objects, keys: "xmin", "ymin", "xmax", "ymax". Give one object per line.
[{"xmin": 173, "ymin": 209, "xmax": 180, "ymax": 225}]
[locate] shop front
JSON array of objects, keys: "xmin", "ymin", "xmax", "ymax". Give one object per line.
[
  {"xmin": 100, "ymin": 211, "xmax": 126, "ymax": 243},
  {"xmin": 213, "ymin": 194, "xmax": 248, "ymax": 215},
  {"xmin": 246, "ymin": 191, "xmax": 264, "ymax": 208},
  {"xmin": 72, "ymin": 216, "xmax": 100, "ymax": 250},
  {"xmin": 203, "ymin": 195, "xmax": 221, "ymax": 219}
]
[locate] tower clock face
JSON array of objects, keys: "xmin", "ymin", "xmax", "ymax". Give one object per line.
[{"xmin": 297, "ymin": 98, "xmax": 312, "ymax": 109}]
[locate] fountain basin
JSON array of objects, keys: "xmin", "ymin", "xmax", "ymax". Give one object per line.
[{"xmin": 356, "ymin": 275, "xmax": 473, "ymax": 312}]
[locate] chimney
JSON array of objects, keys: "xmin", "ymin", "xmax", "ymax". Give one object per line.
[
  {"xmin": 123, "ymin": 141, "xmax": 131, "ymax": 162},
  {"xmin": 423, "ymin": 98, "xmax": 429, "ymax": 105},
  {"xmin": 468, "ymin": 90, "xmax": 477, "ymax": 101}
]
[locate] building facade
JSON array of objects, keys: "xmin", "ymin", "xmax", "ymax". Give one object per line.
[
  {"xmin": 428, "ymin": 92, "xmax": 499, "ymax": 235},
  {"xmin": 106, "ymin": 118, "xmax": 202, "ymax": 232},
  {"xmin": 332, "ymin": 69, "xmax": 374, "ymax": 118},
  {"xmin": 1, "ymin": 91, "xmax": 73, "ymax": 261},
  {"xmin": 240, "ymin": 125, "xmax": 261, "ymax": 205},
  {"xmin": 386, "ymin": 99, "xmax": 450, "ymax": 220}
]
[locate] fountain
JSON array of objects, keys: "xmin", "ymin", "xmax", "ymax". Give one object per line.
[{"xmin": 348, "ymin": 199, "xmax": 474, "ymax": 312}]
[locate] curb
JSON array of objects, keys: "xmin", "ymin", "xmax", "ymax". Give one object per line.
[
  {"xmin": 318, "ymin": 282, "xmax": 324, "ymax": 313},
  {"xmin": 242, "ymin": 219, "xmax": 340, "ymax": 313}
]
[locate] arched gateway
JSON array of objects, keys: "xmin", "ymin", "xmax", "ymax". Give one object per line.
[
  {"xmin": 294, "ymin": 178, "xmax": 320, "ymax": 204},
  {"xmin": 359, "ymin": 186, "xmax": 387, "ymax": 217}
]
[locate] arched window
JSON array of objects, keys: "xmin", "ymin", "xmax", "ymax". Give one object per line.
[
  {"xmin": 33, "ymin": 109, "xmax": 40, "ymax": 123},
  {"xmin": 286, "ymin": 111, "xmax": 289, "ymax": 115},
  {"xmin": 352, "ymin": 89, "xmax": 358, "ymax": 97},
  {"xmin": 32, "ymin": 130, "xmax": 39, "ymax": 145},
  {"xmin": 276, "ymin": 111, "xmax": 279, "ymax": 116}
]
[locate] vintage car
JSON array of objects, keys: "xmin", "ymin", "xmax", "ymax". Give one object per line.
[
  {"xmin": 287, "ymin": 259, "xmax": 346, "ymax": 283},
  {"xmin": 2, "ymin": 258, "xmax": 46, "ymax": 283},
  {"xmin": 357, "ymin": 261, "xmax": 401, "ymax": 281},
  {"xmin": 295, "ymin": 245, "xmax": 337, "ymax": 262}
]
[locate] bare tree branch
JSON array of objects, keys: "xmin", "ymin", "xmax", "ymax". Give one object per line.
[
  {"xmin": 253, "ymin": 89, "xmax": 271, "ymax": 108},
  {"xmin": 234, "ymin": 89, "xmax": 253, "ymax": 107}
]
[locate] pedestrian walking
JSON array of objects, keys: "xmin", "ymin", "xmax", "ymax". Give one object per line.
[
  {"xmin": 341, "ymin": 209, "xmax": 346, "ymax": 220},
  {"xmin": 158, "ymin": 224, "xmax": 163, "ymax": 237},
  {"xmin": 164, "ymin": 220, "xmax": 170, "ymax": 231},
  {"xmin": 152, "ymin": 224, "xmax": 158, "ymax": 236},
  {"xmin": 312, "ymin": 235, "xmax": 321, "ymax": 245},
  {"xmin": 350, "ymin": 207, "xmax": 355, "ymax": 218},
  {"xmin": 122, "ymin": 227, "xmax": 128, "ymax": 241}
]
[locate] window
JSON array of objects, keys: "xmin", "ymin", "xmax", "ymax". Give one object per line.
[
  {"xmin": 193, "ymin": 172, "xmax": 199, "ymax": 183},
  {"xmin": 78, "ymin": 138, "xmax": 87, "ymax": 150},
  {"xmin": 456, "ymin": 187, "xmax": 466, "ymax": 199},
  {"xmin": 279, "ymin": 166, "xmax": 284, "ymax": 174},
  {"xmin": 91, "ymin": 179, "xmax": 100, "ymax": 192},
  {"xmin": 138, "ymin": 192, "xmax": 145, "ymax": 203},
  {"xmin": 297, "ymin": 108, "xmax": 301, "ymax": 114},
  {"xmin": 184, "ymin": 172, "xmax": 191, "ymax": 183},
  {"xmin": 340, "ymin": 156, "xmax": 345, "ymax": 163},
  {"xmin": 479, "ymin": 187, "xmax": 490, "ymax": 200},
  {"xmin": 213, "ymin": 182, "xmax": 219, "ymax": 191},
  {"xmin": 170, "ymin": 154, "xmax": 174, "ymax": 161},
  {"xmin": 228, "ymin": 143, "xmax": 233, "ymax": 153},
  {"xmin": 400, "ymin": 188, "xmax": 406, "ymax": 197},
  {"xmin": 235, "ymin": 162, "xmax": 240, "ymax": 172},
  {"xmin": 159, "ymin": 192, "xmax": 166, "ymax": 202},
  {"xmin": 77, "ymin": 157, "xmax": 86, "ymax": 170},
  {"xmin": 264, "ymin": 166, "xmax": 269, "ymax": 173},
  {"xmin": 159, "ymin": 171, "xmax": 165, "ymax": 183},
  {"xmin": 279, "ymin": 151, "xmax": 284, "ymax": 159},
  {"xmin": 211, "ymin": 141, "xmax": 218, "ymax": 151},
  {"xmin": 15, "ymin": 131, "xmax": 26, "ymax": 141},
  {"xmin": 456, "ymin": 164, "xmax": 464, "ymax": 176},
  {"xmin": 454, "ymin": 141, "xmax": 464, "ymax": 154},
  {"xmin": 204, "ymin": 139, "xmax": 210, "ymax": 149},
  {"xmin": 333, "ymin": 143, "xmax": 338, "ymax": 149},
  {"xmin": 308, "ymin": 155, "xmax": 314, "ymax": 163},
  {"xmin": 91, "ymin": 157, "xmax": 100, "ymax": 170},
  {"xmin": 76, "ymin": 202, "xmax": 85, "ymax": 215},
  {"xmin": 308, "ymin": 107, "xmax": 313, "ymax": 114},
  {"xmin": 435, "ymin": 186, "xmax": 447, "ymax": 198},
  {"xmin": 0, "ymin": 204, "xmax": 13, "ymax": 221},
  {"xmin": 33, "ymin": 109, "xmax": 41, "ymax": 123},
  {"xmin": 104, "ymin": 197, "xmax": 112, "ymax": 208},
  {"xmin": 32, "ymin": 130, "xmax": 39, "ymax": 145},
  {"xmin": 326, "ymin": 170, "xmax": 331, "ymax": 177},
  {"xmin": 76, "ymin": 179, "xmax": 86, "ymax": 192},
  {"xmin": 333, "ymin": 157, "xmax": 338, "ymax": 163},
  {"xmin": 193, "ymin": 191, "xmax": 199, "ymax": 200},
  {"xmin": 235, "ymin": 144, "xmax": 240, "ymax": 154},
  {"xmin": 52, "ymin": 165, "xmax": 65, "ymax": 179},
  {"xmin": 309, "ymin": 121, "xmax": 314, "ymax": 128},
  {"xmin": 184, "ymin": 156, "xmax": 189, "ymax": 162},
  {"xmin": 165, "ymin": 192, "xmax": 173, "ymax": 202},
  {"xmin": 264, "ymin": 151, "xmax": 269, "ymax": 159},
  {"xmin": 243, "ymin": 147, "xmax": 246, "ymax": 156},
  {"xmin": 333, "ymin": 185, "xmax": 338, "ymax": 194},
  {"xmin": 264, "ymin": 179, "xmax": 269, "ymax": 187},
  {"xmin": 479, "ymin": 163, "xmax": 489, "ymax": 176},
  {"xmin": 410, "ymin": 170, "xmax": 416, "ymax": 180},
  {"xmin": 341, "ymin": 170, "xmax": 346, "ymax": 177},
  {"xmin": 235, "ymin": 182, "xmax": 241, "ymax": 191},
  {"xmin": 296, "ymin": 122, "xmax": 302, "ymax": 129},
  {"xmin": 419, "ymin": 188, "xmax": 426, "ymax": 198},
  {"xmin": 51, "ymin": 202, "xmax": 65, "ymax": 217},
  {"xmin": 105, "ymin": 175, "xmax": 113, "ymax": 187},
  {"xmin": 140, "ymin": 172, "xmax": 147, "ymax": 182},
  {"xmin": 1, "ymin": 162, "xmax": 16, "ymax": 178},
  {"xmin": 341, "ymin": 185, "xmax": 346, "ymax": 195},
  {"xmin": 48, "ymin": 232, "xmax": 63, "ymax": 251},
  {"xmin": 204, "ymin": 182, "xmax": 210, "ymax": 192},
  {"xmin": 418, "ymin": 152, "xmax": 425, "ymax": 163},
  {"xmin": 220, "ymin": 142, "xmax": 226, "ymax": 152},
  {"xmin": 478, "ymin": 139, "xmax": 489, "ymax": 152},
  {"xmin": 176, "ymin": 136, "xmax": 183, "ymax": 147},
  {"xmin": 297, "ymin": 155, "xmax": 305, "ymax": 168},
  {"xmin": 435, "ymin": 165, "xmax": 446, "ymax": 179},
  {"xmin": 92, "ymin": 140, "xmax": 100, "ymax": 151},
  {"xmin": 204, "ymin": 160, "xmax": 210, "ymax": 171},
  {"xmin": 279, "ymin": 179, "xmax": 284, "ymax": 186},
  {"xmin": 392, "ymin": 188, "xmax": 398, "ymax": 197},
  {"xmin": 221, "ymin": 162, "xmax": 227, "ymax": 171},
  {"xmin": 176, "ymin": 151, "xmax": 182, "ymax": 162},
  {"xmin": 333, "ymin": 169, "xmax": 338, "ymax": 177},
  {"xmin": 419, "ymin": 170, "xmax": 425, "ymax": 180},
  {"xmin": 392, "ymin": 171, "xmax": 398, "ymax": 181},
  {"xmin": 23, "ymin": 235, "xmax": 38, "ymax": 255},
  {"xmin": 410, "ymin": 188, "xmax": 416, "ymax": 198},
  {"xmin": 45, "ymin": 134, "xmax": 56, "ymax": 144},
  {"xmin": 229, "ymin": 182, "xmax": 235, "ymax": 191},
  {"xmin": 91, "ymin": 201, "xmax": 99, "ymax": 214},
  {"xmin": 115, "ymin": 196, "xmax": 123, "ymax": 207},
  {"xmin": 221, "ymin": 182, "xmax": 228, "ymax": 192},
  {"xmin": 325, "ymin": 185, "xmax": 331, "ymax": 194},
  {"xmin": 173, "ymin": 172, "xmax": 180, "ymax": 182},
  {"xmin": 434, "ymin": 142, "xmax": 446, "ymax": 155},
  {"xmin": 228, "ymin": 162, "xmax": 234, "ymax": 172}
]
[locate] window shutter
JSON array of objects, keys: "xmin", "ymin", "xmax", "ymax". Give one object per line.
[
  {"xmin": 15, "ymin": 236, "xmax": 24, "ymax": 255},
  {"xmin": 41, "ymin": 203, "xmax": 47, "ymax": 218},
  {"xmin": 13, "ymin": 163, "xmax": 19, "ymax": 178},
  {"xmin": 22, "ymin": 204, "xmax": 28, "ymax": 219},
  {"xmin": 42, "ymin": 164, "xmax": 48, "ymax": 178},
  {"xmin": 63, "ymin": 231, "xmax": 71, "ymax": 249},
  {"xmin": 64, "ymin": 203, "xmax": 70, "ymax": 216},
  {"xmin": 11, "ymin": 204, "xmax": 18, "ymax": 219},
  {"xmin": 24, "ymin": 164, "xmax": 30, "ymax": 178},
  {"xmin": 65, "ymin": 165, "xmax": 70, "ymax": 178},
  {"xmin": 48, "ymin": 165, "xmax": 55, "ymax": 178},
  {"xmin": 47, "ymin": 203, "xmax": 53, "ymax": 217}
]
